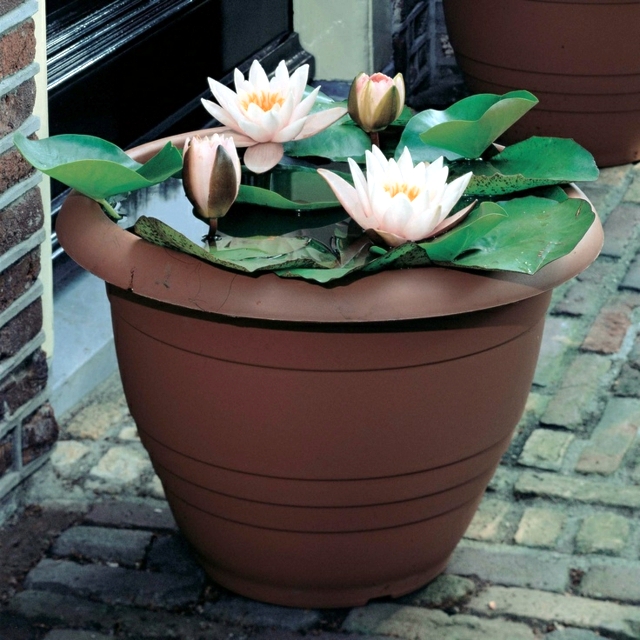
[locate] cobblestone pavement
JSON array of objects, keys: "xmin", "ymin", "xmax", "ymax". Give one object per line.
[{"xmin": 2, "ymin": 163, "xmax": 640, "ymax": 639}]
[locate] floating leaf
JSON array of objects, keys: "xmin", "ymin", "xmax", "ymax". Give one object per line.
[
  {"xmin": 236, "ymin": 165, "xmax": 344, "ymax": 210},
  {"xmin": 431, "ymin": 196, "xmax": 595, "ymax": 274},
  {"xmin": 133, "ymin": 216, "xmax": 337, "ymax": 273},
  {"xmin": 14, "ymin": 133, "xmax": 183, "ymax": 200},
  {"xmin": 396, "ymin": 91, "xmax": 538, "ymax": 162},
  {"xmin": 452, "ymin": 137, "xmax": 599, "ymax": 196}
]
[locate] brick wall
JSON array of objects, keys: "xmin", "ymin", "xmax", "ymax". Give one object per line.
[{"xmin": 0, "ymin": 0, "xmax": 57, "ymax": 517}]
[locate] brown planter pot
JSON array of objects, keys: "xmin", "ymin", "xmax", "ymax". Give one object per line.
[
  {"xmin": 56, "ymin": 132, "xmax": 603, "ymax": 608},
  {"xmin": 442, "ymin": 0, "xmax": 640, "ymax": 167}
]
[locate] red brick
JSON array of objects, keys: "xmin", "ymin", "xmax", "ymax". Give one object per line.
[
  {"xmin": 581, "ymin": 298, "xmax": 635, "ymax": 354},
  {"xmin": 0, "ymin": 188, "xmax": 44, "ymax": 254},
  {"xmin": 0, "ymin": 299, "xmax": 42, "ymax": 359},
  {"xmin": 0, "ymin": 349, "xmax": 47, "ymax": 420},
  {"xmin": 0, "ymin": 142, "xmax": 35, "ymax": 192},
  {"xmin": 0, "ymin": 249, "xmax": 40, "ymax": 313},
  {"xmin": 21, "ymin": 403, "xmax": 58, "ymax": 465},
  {"xmin": 0, "ymin": 20, "xmax": 35, "ymax": 81},
  {"xmin": 0, "ymin": 78, "xmax": 36, "ymax": 136},
  {"xmin": 0, "ymin": 433, "xmax": 13, "ymax": 476},
  {"xmin": 0, "ymin": 1, "xmax": 23, "ymax": 17}
]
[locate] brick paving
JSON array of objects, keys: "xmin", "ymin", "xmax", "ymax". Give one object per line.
[{"xmin": 1, "ymin": 163, "xmax": 640, "ymax": 638}]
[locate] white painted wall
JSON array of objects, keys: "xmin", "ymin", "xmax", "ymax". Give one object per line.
[
  {"xmin": 33, "ymin": 0, "xmax": 52, "ymax": 358},
  {"xmin": 293, "ymin": 0, "xmax": 392, "ymax": 80}
]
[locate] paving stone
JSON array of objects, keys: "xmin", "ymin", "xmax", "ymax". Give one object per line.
[
  {"xmin": 533, "ymin": 317, "xmax": 583, "ymax": 387},
  {"xmin": 50, "ymin": 441, "xmax": 92, "ymax": 478},
  {"xmin": 579, "ymin": 562, "xmax": 640, "ymax": 602},
  {"xmin": 117, "ymin": 426, "xmax": 140, "ymax": 441},
  {"xmin": 203, "ymin": 594, "xmax": 321, "ymax": 631},
  {"xmin": 540, "ymin": 354, "xmax": 611, "ymax": 430},
  {"xmin": 463, "ymin": 499, "xmax": 511, "ymax": 542},
  {"xmin": 24, "ymin": 558, "xmax": 204, "ymax": 609},
  {"xmin": 600, "ymin": 203, "xmax": 640, "ymax": 258},
  {"xmin": 621, "ymin": 254, "xmax": 640, "ymax": 291},
  {"xmin": 445, "ymin": 541, "xmax": 570, "ymax": 592},
  {"xmin": 88, "ymin": 446, "xmax": 152, "ymax": 487},
  {"xmin": 553, "ymin": 280, "xmax": 609, "ymax": 317},
  {"xmin": 544, "ymin": 630, "xmax": 604, "ymax": 640},
  {"xmin": 575, "ymin": 397, "xmax": 640, "ymax": 474},
  {"xmin": 398, "ymin": 574, "xmax": 476, "ymax": 608},
  {"xmin": 146, "ymin": 533, "xmax": 204, "ymax": 576},
  {"xmin": 64, "ymin": 399, "xmax": 129, "ymax": 441},
  {"xmin": 518, "ymin": 429, "xmax": 574, "ymax": 471},
  {"xmin": 51, "ymin": 525, "xmax": 153, "ymax": 567},
  {"xmin": 515, "ymin": 471, "xmax": 640, "ymax": 508},
  {"xmin": 84, "ymin": 499, "xmax": 177, "ymax": 531},
  {"xmin": 614, "ymin": 363, "xmax": 640, "ymax": 397},
  {"xmin": 44, "ymin": 631, "xmax": 114, "ymax": 640},
  {"xmin": 514, "ymin": 507, "xmax": 565, "ymax": 549},
  {"xmin": 581, "ymin": 299, "xmax": 634, "ymax": 354},
  {"xmin": 6, "ymin": 590, "xmax": 230, "ymax": 638},
  {"xmin": 624, "ymin": 173, "xmax": 640, "ymax": 203},
  {"xmin": 575, "ymin": 513, "xmax": 631, "ymax": 555},
  {"xmin": 343, "ymin": 602, "xmax": 535, "ymax": 640},
  {"xmin": 468, "ymin": 586, "xmax": 640, "ymax": 639}
]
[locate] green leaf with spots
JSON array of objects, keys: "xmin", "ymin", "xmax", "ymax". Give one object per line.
[
  {"xmin": 431, "ymin": 196, "xmax": 595, "ymax": 274},
  {"xmin": 451, "ymin": 137, "xmax": 599, "ymax": 196}
]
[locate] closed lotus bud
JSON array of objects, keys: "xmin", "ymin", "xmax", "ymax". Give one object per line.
[
  {"xmin": 348, "ymin": 71, "xmax": 405, "ymax": 133},
  {"xmin": 182, "ymin": 134, "xmax": 241, "ymax": 227}
]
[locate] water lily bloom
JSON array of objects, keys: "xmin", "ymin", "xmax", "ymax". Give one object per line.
[
  {"xmin": 202, "ymin": 60, "xmax": 348, "ymax": 174},
  {"xmin": 348, "ymin": 72, "xmax": 405, "ymax": 133},
  {"xmin": 182, "ymin": 134, "xmax": 241, "ymax": 230},
  {"xmin": 317, "ymin": 146, "xmax": 473, "ymax": 247}
]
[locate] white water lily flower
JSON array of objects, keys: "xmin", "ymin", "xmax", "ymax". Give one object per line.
[
  {"xmin": 202, "ymin": 59, "xmax": 347, "ymax": 174},
  {"xmin": 318, "ymin": 146, "xmax": 474, "ymax": 247}
]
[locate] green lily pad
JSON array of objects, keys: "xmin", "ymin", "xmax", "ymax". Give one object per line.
[
  {"xmin": 236, "ymin": 165, "xmax": 344, "ymax": 210},
  {"xmin": 14, "ymin": 132, "xmax": 183, "ymax": 201},
  {"xmin": 429, "ymin": 196, "xmax": 595, "ymax": 274},
  {"xmin": 452, "ymin": 137, "xmax": 599, "ymax": 196},
  {"xmin": 396, "ymin": 91, "xmax": 538, "ymax": 162},
  {"xmin": 133, "ymin": 216, "xmax": 337, "ymax": 273}
]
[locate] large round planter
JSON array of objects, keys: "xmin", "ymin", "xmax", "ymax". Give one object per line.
[
  {"xmin": 56, "ymin": 132, "xmax": 603, "ymax": 608},
  {"xmin": 442, "ymin": 0, "xmax": 640, "ymax": 167}
]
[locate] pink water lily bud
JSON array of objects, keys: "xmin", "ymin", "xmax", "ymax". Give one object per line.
[
  {"xmin": 182, "ymin": 134, "xmax": 241, "ymax": 225},
  {"xmin": 317, "ymin": 145, "xmax": 473, "ymax": 247},
  {"xmin": 348, "ymin": 72, "xmax": 406, "ymax": 133},
  {"xmin": 202, "ymin": 59, "xmax": 347, "ymax": 174}
]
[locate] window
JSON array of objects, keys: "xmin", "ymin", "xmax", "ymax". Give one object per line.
[{"xmin": 47, "ymin": 0, "xmax": 306, "ymax": 258}]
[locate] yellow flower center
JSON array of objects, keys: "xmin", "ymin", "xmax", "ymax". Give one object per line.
[
  {"xmin": 384, "ymin": 182, "xmax": 420, "ymax": 201},
  {"xmin": 241, "ymin": 90, "xmax": 285, "ymax": 112}
]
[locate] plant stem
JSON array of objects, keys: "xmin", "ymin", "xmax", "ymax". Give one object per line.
[
  {"xmin": 98, "ymin": 199, "xmax": 122, "ymax": 221},
  {"xmin": 369, "ymin": 132, "xmax": 380, "ymax": 148}
]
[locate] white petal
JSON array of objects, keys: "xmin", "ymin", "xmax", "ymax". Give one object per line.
[
  {"xmin": 348, "ymin": 158, "xmax": 373, "ymax": 220},
  {"xmin": 317, "ymin": 168, "xmax": 370, "ymax": 229},
  {"xmin": 201, "ymin": 99, "xmax": 241, "ymax": 130},
  {"xmin": 272, "ymin": 117, "xmax": 307, "ymax": 143},
  {"xmin": 288, "ymin": 64, "xmax": 310, "ymax": 104},
  {"xmin": 248, "ymin": 59, "xmax": 270, "ymax": 92},
  {"xmin": 243, "ymin": 142, "xmax": 284, "ymax": 173},
  {"xmin": 293, "ymin": 106, "xmax": 348, "ymax": 140},
  {"xmin": 292, "ymin": 86, "xmax": 320, "ymax": 121},
  {"xmin": 438, "ymin": 171, "xmax": 473, "ymax": 219}
]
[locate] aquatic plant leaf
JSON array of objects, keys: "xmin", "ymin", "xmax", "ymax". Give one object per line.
[
  {"xmin": 453, "ymin": 137, "xmax": 599, "ymax": 196},
  {"xmin": 396, "ymin": 91, "xmax": 538, "ymax": 162},
  {"xmin": 13, "ymin": 133, "xmax": 183, "ymax": 200}
]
